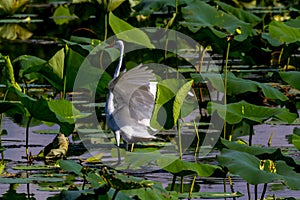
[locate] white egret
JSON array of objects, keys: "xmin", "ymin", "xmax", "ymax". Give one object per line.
[{"xmin": 105, "ymin": 40, "xmax": 157, "ymax": 163}]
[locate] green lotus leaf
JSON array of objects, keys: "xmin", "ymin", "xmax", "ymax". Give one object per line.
[
  {"xmin": 279, "ymin": 71, "xmax": 300, "ymax": 90},
  {"xmin": 123, "ymin": 184, "xmax": 178, "ymax": 200},
  {"xmin": 52, "ymin": 5, "xmax": 77, "ymax": 25},
  {"xmin": 292, "ymin": 128, "xmax": 300, "ymax": 151},
  {"xmin": 97, "ymin": 0, "xmax": 126, "ymax": 12},
  {"xmin": 218, "ymin": 149, "xmax": 279, "ymax": 184},
  {"xmin": 0, "ymin": 24, "xmax": 32, "ymax": 40},
  {"xmin": 150, "ymin": 79, "xmax": 194, "ymax": 130},
  {"xmin": 261, "ymin": 33, "xmax": 283, "ymax": 47},
  {"xmin": 218, "ymin": 148, "xmax": 300, "ymax": 189},
  {"xmin": 17, "ymin": 46, "xmax": 85, "ymax": 92},
  {"xmin": 216, "ymin": 2, "xmax": 261, "ymax": 25},
  {"xmin": 220, "ymin": 139, "xmax": 300, "ymax": 168},
  {"xmin": 157, "ymin": 157, "xmax": 221, "ymax": 177},
  {"xmin": 109, "ymin": 12, "xmax": 154, "ymax": 48},
  {"xmin": 269, "ymin": 21, "xmax": 300, "ymax": 44},
  {"xmin": 0, "ymin": 101, "xmax": 26, "ymax": 116},
  {"xmin": 10, "ymin": 87, "xmax": 83, "ymax": 135},
  {"xmin": 208, "ymin": 100, "xmax": 297, "ymax": 124},
  {"xmin": 178, "ymin": 191, "xmax": 243, "ymax": 199},
  {"xmin": 0, "ymin": 0, "xmax": 29, "ymax": 15},
  {"xmin": 0, "ymin": 177, "xmax": 64, "ymax": 184},
  {"xmin": 13, "ymin": 165, "xmax": 59, "ymax": 170},
  {"xmin": 181, "ymin": 1, "xmax": 256, "ymax": 41},
  {"xmin": 59, "ymin": 160, "xmax": 83, "ymax": 176},
  {"xmin": 195, "ymin": 72, "xmax": 288, "ymax": 101},
  {"xmin": 133, "ymin": 0, "xmax": 186, "ymax": 16},
  {"xmin": 15, "ymin": 55, "xmax": 47, "ymax": 81}
]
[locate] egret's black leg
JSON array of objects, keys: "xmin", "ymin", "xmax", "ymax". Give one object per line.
[{"xmin": 117, "ymin": 146, "xmax": 121, "ymax": 164}]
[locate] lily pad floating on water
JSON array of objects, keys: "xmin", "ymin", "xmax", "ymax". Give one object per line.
[
  {"xmin": 13, "ymin": 165, "xmax": 59, "ymax": 171},
  {"xmin": 51, "ymin": 5, "xmax": 78, "ymax": 25},
  {"xmin": 33, "ymin": 129, "xmax": 60, "ymax": 134},
  {"xmin": 292, "ymin": 127, "xmax": 300, "ymax": 151},
  {"xmin": 178, "ymin": 191, "xmax": 243, "ymax": 199},
  {"xmin": 0, "ymin": 177, "xmax": 64, "ymax": 184},
  {"xmin": 37, "ymin": 186, "xmax": 69, "ymax": 192},
  {"xmin": 157, "ymin": 157, "xmax": 222, "ymax": 177}
]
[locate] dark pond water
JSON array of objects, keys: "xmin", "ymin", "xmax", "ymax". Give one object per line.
[{"xmin": 1, "ymin": 114, "xmax": 300, "ymax": 199}]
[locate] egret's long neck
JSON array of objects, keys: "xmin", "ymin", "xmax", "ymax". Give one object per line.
[
  {"xmin": 105, "ymin": 91, "xmax": 114, "ymax": 115},
  {"xmin": 113, "ymin": 41, "xmax": 124, "ymax": 78}
]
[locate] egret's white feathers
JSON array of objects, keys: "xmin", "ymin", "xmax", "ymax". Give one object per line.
[{"xmin": 105, "ymin": 46, "xmax": 157, "ymax": 146}]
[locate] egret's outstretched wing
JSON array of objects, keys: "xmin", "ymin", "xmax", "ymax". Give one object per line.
[
  {"xmin": 109, "ymin": 64, "xmax": 155, "ymax": 104},
  {"xmin": 109, "ymin": 65, "xmax": 156, "ymax": 125}
]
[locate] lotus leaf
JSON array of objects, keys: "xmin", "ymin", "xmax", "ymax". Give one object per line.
[
  {"xmin": 195, "ymin": 72, "xmax": 288, "ymax": 101},
  {"xmin": 220, "ymin": 139, "xmax": 300, "ymax": 168},
  {"xmin": 157, "ymin": 157, "xmax": 221, "ymax": 177},
  {"xmin": 150, "ymin": 79, "xmax": 193, "ymax": 130},
  {"xmin": 216, "ymin": 2, "xmax": 261, "ymax": 25},
  {"xmin": 218, "ymin": 149, "xmax": 300, "ymax": 189},
  {"xmin": 261, "ymin": 32, "xmax": 283, "ymax": 47},
  {"xmin": 13, "ymin": 165, "xmax": 59, "ymax": 171},
  {"xmin": 0, "ymin": 24, "xmax": 32, "ymax": 40},
  {"xmin": 99, "ymin": 167, "xmax": 154, "ymax": 190},
  {"xmin": 122, "ymin": 183, "xmax": 178, "ymax": 200},
  {"xmin": 269, "ymin": 21, "xmax": 300, "ymax": 44},
  {"xmin": 292, "ymin": 128, "xmax": 300, "ymax": 151},
  {"xmin": 0, "ymin": 177, "xmax": 64, "ymax": 184},
  {"xmin": 59, "ymin": 160, "xmax": 83, "ymax": 176},
  {"xmin": 109, "ymin": 12, "xmax": 154, "ymax": 48},
  {"xmin": 98, "ymin": 0, "xmax": 126, "ymax": 12},
  {"xmin": 178, "ymin": 191, "xmax": 243, "ymax": 199},
  {"xmin": 0, "ymin": 0, "xmax": 29, "ymax": 15},
  {"xmin": 0, "ymin": 101, "xmax": 26, "ymax": 116},
  {"xmin": 17, "ymin": 46, "xmax": 85, "ymax": 92},
  {"xmin": 218, "ymin": 149, "xmax": 279, "ymax": 184},
  {"xmin": 180, "ymin": 1, "xmax": 256, "ymax": 41},
  {"xmin": 279, "ymin": 71, "xmax": 300, "ymax": 90},
  {"xmin": 2, "ymin": 55, "xmax": 21, "ymax": 91},
  {"xmin": 10, "ymin": 87, "xmax": 85, "ymax": 135},
  {"xmin": 52, "ymin": 5, "xmax": 77, "ymax": 25},
  {"xmin": 133, "ymin": 0, "xmax": 185, "ymax": 16},
  {"xmin": 208, "ymin": 100, "xmax": 297, "ymax": 124},
  {"xmin": 15, "ymin": 55, "xmax": 47, "ymax": 81}
]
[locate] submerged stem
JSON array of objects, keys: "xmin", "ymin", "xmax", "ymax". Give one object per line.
[
  {"xmin": 0, "ymin": 91, "xmax": 9, "ymax": 163},
  {"xmin": 188, "ymin": 176, "xmax": 197, "ymax": 199},
  {"xmin": 180, "ymin": 176, "xmax": 184, "ymax": 193},
  {"xmin": 260, "ymin": 183, "xmax": 268, "ymax": 200},
  {"xmin": 193, "ymin": 121, "xmax": 200, "ymax": 162},
  {"xmin": 223, "ymin": 42, "xmax": 230, "ymax": 139},
  {"xmin": 254, "ymin": 184, "xmax": 258, "ymax": 200},
  {"xmin": 177, "ymin": 120, "xmax": 182, "ymax": 160},
  {"xmin": 26, "ymin": 116, "xmax": 33, "ymax": 162},
  {"xmin": 249, "ymin": 124, "xmax": 254, "ymax": 146},
  {"xmin": 171, "ymin": 175, "xmax": 177, "ymax": 191},
  {"xmin": 247, "ymin": 183, "xmax": 251, "ymax": 200}
]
